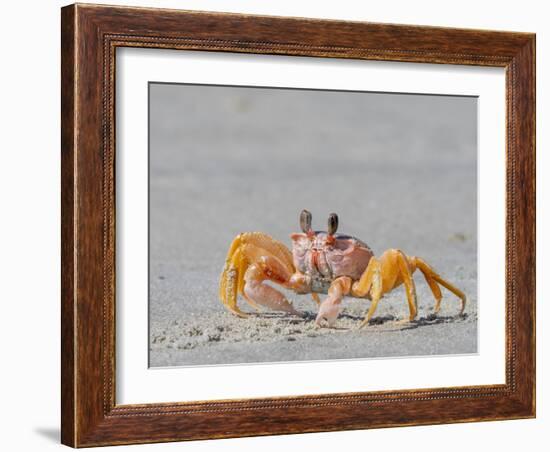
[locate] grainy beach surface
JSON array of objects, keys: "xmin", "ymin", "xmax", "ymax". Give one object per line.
[{"xmin": 148, "ymin": 82, "xmax": 477, "ymax": 367}]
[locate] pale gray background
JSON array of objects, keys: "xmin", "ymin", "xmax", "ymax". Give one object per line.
[{"xmin": 148, "ymin": 83, "xmax": 477, "ymax": 367}]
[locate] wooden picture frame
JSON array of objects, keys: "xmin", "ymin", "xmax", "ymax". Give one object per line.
[{"xmin": 61, "ymin": 3, "xmax": 535, "ymax": 447}]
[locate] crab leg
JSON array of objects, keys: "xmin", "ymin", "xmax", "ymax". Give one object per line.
[
  {"xmin": 311, "ymin": 293, "xmax": 321, "ymax": 306},
  {"xmin": 396, "ymin": 251, "xmax": 418, "ymax": 321},
  {"xmin": 315, "ymin": 276, "xmax": 352, "ymax": 327},
  {"xmin": 352, "ymin": 256, "xmax": 381, "ymax": 298},
  {"xmin": 352, "ymin": 257, "xmax": 383, "ymax": 328},
  {"xmin": 355, "ymin": 249, "xmax": 419, "ymax": 326},
  {"xmin": 353, "ymin": 249, "xmax": 466, "ymax": 327},
  {"xmin": 410, "ymin": 256, "xmax": 466, "ymax": 314},
  {"xmin": 415, "ymin": 265, "xmax": 443, "ymax": 311},
  {"xmin": 220, "ymin": 246, "xmax": 249, "ymax": 318}
]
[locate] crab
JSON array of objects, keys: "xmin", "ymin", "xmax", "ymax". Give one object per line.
[{"xmin": 219, "ymin": 210, "xmax": 466, "ymax": 328}]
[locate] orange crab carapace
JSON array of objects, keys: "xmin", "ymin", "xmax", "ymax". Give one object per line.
[{"xmin": 219, "ymin": 210, "xmax": 466, "ymax": 328}]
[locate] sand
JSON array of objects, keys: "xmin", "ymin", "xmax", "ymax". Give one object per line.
[
  {"xmin": 148, "ymin": 83, "xmax": 478, "ymax": 367},
  {"xmin": 150, "ymin": 299, "xmax": 476, "ymax": 367}
]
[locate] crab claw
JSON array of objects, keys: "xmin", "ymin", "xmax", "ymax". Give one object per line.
[
  {"xmin": 315, "ymin": 297, "xmax": 342, "ymax": 327},
  {"xmin": 315, "ymin": 276, "xmax": 351, "ymax": 328}
]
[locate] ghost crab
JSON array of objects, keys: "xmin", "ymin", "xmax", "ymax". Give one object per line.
[{"xmin": 219, "ymin": 210, "xmax": 466, "ymax": 328}]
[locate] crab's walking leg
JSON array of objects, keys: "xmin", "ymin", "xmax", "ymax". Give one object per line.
[
  {"xmin": 354, "ymin": 250, "xmax": 419, "ymax": 326},
  {"xmin": 243, "ymin": 258, "xmax": 300, "ymax": 316},
  {"xmin": 415, "ymin": 264, "xmax": 443, "ymax": 311},
  {"xmin": 352, "ymin": 257, "xmax": 380, "ymax": 297},
  {"xmin": 352, "ymin": 257, "xmax": 383, "ymax": 328},
  {"xmin": 410, "ymin": 257, "xmax": 466, "ymax": 314},
  {"xmin": 396, "ymin": 251, "xmax": 418, "ymax": 321},
  {"xmin": 220, "ymin": 247, "xmax": 249, "ymax": 318},
  {"xmin": 350, "ymin": 249, "xmax": 466, "ymax": 327},
  {"xmin": 315, "ymin": 276, "xmax": 352, "ymax": 327}
]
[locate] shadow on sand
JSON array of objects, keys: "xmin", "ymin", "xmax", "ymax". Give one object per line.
[{"xmin": 245, "ymin": 310, "xmax": 468, "ymax": 331}]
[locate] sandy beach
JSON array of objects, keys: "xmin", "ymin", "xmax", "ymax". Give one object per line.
[{"xmin": 148, "ymin": 83, "xmax": 478, "ymax": 367}]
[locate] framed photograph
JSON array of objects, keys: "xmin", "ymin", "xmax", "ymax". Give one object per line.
[{"xmin": 61, "ymin": 3, "xmax": 535, "ymax": 447}]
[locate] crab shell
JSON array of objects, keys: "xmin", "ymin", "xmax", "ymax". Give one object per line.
[{"xmin": 290, "ymin": 231, "xmax": 374, "ymax": 293}]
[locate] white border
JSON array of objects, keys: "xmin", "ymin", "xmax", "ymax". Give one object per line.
[{"xmin": 116, "ymin": 48, "xmax": 505, "ymax": 404}]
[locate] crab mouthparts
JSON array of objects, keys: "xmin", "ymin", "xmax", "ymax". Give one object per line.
[{"xmin": 311, "ymin": 249, "xmax": 321, "ymax": 271}]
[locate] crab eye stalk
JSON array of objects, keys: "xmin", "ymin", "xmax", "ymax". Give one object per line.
[
  {"xmin": 300, "ymin": 209, "xmax": 313, "ymax": 233},
  {"xmin": 327, "ymin": 213, "xmax": 339, "ymax": 235}
]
